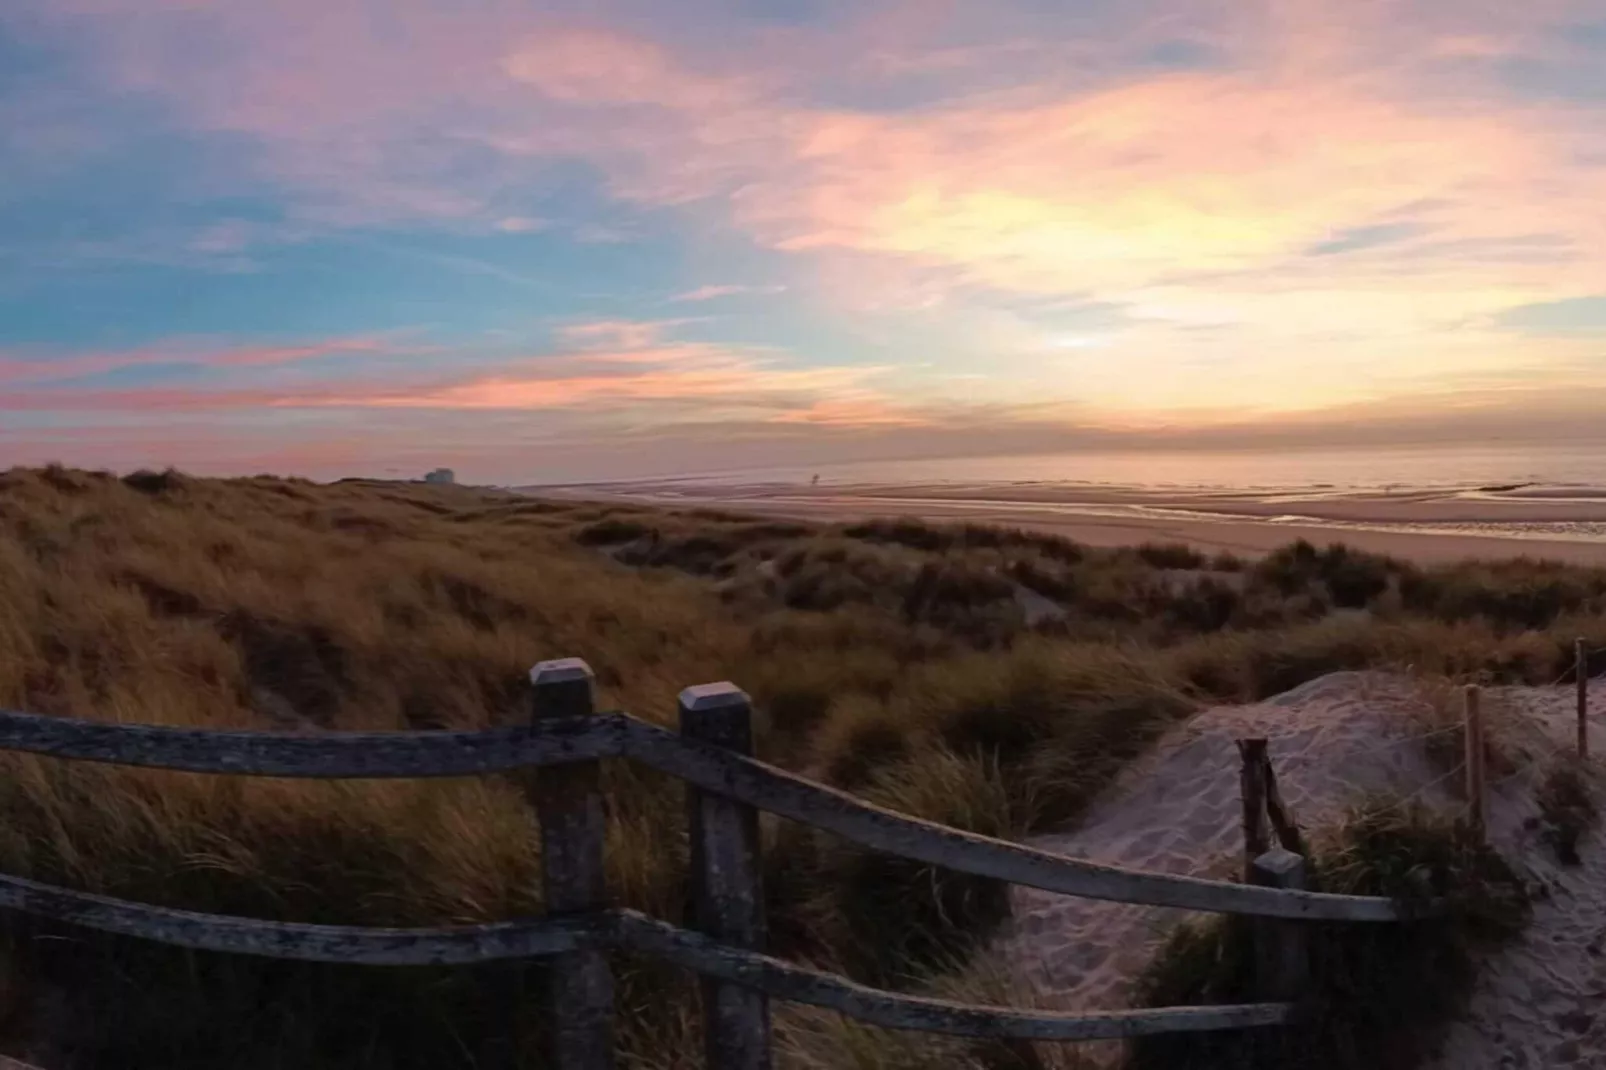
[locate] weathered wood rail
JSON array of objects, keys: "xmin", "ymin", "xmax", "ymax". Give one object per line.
[{"xmin": 0, "ymin": 657, "xmax": 1416, "ymax": 1068}]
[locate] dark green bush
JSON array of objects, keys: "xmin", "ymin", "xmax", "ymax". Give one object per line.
[{"xmin": 574, "ymin": 517, "xmax": 655, "ymax": 545}]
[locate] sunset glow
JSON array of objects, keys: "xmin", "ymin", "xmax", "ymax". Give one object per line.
[{"xmin": 3, "ymin": 0, "xmax": 1605, "ymax": 481}]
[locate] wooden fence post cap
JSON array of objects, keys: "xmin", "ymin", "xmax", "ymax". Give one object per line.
[
  {"xmin": 1253, "ymin": 847, "xmax": 1304, "ymax": 879},
  {"xmin": 530, "ymin": 659, "xmax": 594, "ymax": 687},
  {"xmin": 679, "ymin": 683, "xmax": 750, "ymax": 712}
]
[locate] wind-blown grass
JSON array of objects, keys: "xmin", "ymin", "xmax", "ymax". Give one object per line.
[{"xmin": 0, "ymin": 466, "xmax": 1592, "ymax": 1066}]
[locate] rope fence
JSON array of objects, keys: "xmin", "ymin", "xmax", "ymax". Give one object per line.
[
  {"xmin": 1251, "ymin": 638, "xmax": 1606, "ymax": 848},
  {"xmin": 1423, "ymin": 636, "xmax": 1603, "ymax": 840}
]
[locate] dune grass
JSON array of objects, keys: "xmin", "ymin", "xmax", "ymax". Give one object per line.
[
  {"xmin": 0, "ymin": 468, "xmax": 1196, "ymax": 1067},
  {"xmin": 0, "ymin": 465, "xmax": 1598, "ymax": 1066}
]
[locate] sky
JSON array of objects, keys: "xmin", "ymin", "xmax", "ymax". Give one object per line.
[{"xmin": 2, "ymin": 0, "xmax": 1606, "ymax": 483}]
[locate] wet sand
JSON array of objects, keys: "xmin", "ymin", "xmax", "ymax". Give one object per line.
[{"xmin": 527, "ymin": 479, "xmax": 1606, "ymax": 565}]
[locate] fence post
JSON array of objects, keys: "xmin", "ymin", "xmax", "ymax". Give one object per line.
[
  {"xmin": 531, "ymin": 659, "xmax": 615, "ymax": 1070},
  {"xmin": 680, "ymin": 683, "xmax": 771, "ymax": 1070},
  {"xmin": 1237, "ymin": 739, "xmax": 1269, "ymax": 883},
  {"xmin": 1577, "ymin": 637, "xmax": 1589, "ymax": 760},
  {"xmin": 1250, "ymin": 847, "xmax": 1309, "ymax": 1002},
  {"xmin": 1464, "ymin": 684, "xmax": 1486, "ymax": 839}
]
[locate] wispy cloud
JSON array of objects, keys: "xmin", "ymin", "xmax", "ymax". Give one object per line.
[
  {"xmin": 5, "ymin": 322, "xmax": 895, "ymax": 429},
  {"xmin": 1305, "ymin": 222, "xmax": 1431, "ymax": 258},
  {"xmin": 671, "ymin": 284, "xmax": 787, "ymax": 302},
  {"xmin": 0, "ymin": 335, "xmax": 412, "ymax": 387},
  {"xmin": 1493, "ymin": 294, "xmax": 1606, "ymax": 333}
]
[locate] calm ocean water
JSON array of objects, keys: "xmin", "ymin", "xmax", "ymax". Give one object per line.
[{"xmin": 683, "ymin": 443, "xmax": 1606, "ymax": 493}]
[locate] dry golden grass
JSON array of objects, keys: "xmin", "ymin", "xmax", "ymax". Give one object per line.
[
  {"xmin": 0, "ymin": 468, "xmax": 1198, "ymax": 1068},
  {"xmin": 0, "ymin": 468, "xmax": 743, "ymax": 1067},
  {"xmin": 1, "ymin": 466, "xmax": 1603, "ymax": 1067}
]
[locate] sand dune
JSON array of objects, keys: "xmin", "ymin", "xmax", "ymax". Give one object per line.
[{"xmin": 989, "ymin": 672, "xmax": 1606, "ymax": 1069}]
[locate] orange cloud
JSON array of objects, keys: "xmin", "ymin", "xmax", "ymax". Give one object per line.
[
  {"xmin": 769, "ymin": 397, "xmax": 926, "ymax": 427},
  {"xmin": 5, "ymin": 323, "xmax": 899, "ymax": 432},
  {"xmin": 317, "ymin": 325, "xmax": 888, "ymax": 416}
]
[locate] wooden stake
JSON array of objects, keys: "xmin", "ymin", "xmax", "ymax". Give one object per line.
[
  {"xmin": 1464, "ymin": 684, "xmax": 1486, "ymax": 838},
  {"xmin": 531, "ymin": 659, "xmax": 615, "ymax": 1070},
  {"xmin": 1250, "ymin": 848, "xmax": 1310, "ymax": 1001},
  {"xmin": 1237, "ymin": 739, "xmax": 1269, "ymax": 883},
  {"xmin": 680, "ymin": 683, "xmax": 771, "ymax": 1070},
  {"xmin": 1261, "ymin": 752, "xmax": 1304, "ymax": 856},
  {"xmin": 1577, "ymin": 637, "xmax": 1589, "ymax": 760}
]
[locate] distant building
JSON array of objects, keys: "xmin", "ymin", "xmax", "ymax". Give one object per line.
[{"xmin": 423, "ymin": 468, "xmax": 456, "ymax": 485}]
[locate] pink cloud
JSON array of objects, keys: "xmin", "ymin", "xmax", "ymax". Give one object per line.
[
  {"xmin": 2, "ymin": 387, "xmax": 299, "ymax": 413},
  {"xmin": 3, "ymin": 322, "xmax": 896, "ymax": 427},
  {"xmin": 672, "ymin": 284, "xmax": 786, "ymax": 302},
  {"xmin": 0, "ymin": 335, "xmax": 407, "ymax": 387},
  {"xmin": 340, "ymin": 359, "xmax": 877, "ymax": 412},
  {"xmin": 769, "ymin": 397, "xmax": 925, "ymax": 427},
  {"xmin": 556, "ymin": 319, "xmax": 677, "ymax": 351},
  {"xmin": 501, "ymin": 28, "xmax": 750, "ymax": 111}
]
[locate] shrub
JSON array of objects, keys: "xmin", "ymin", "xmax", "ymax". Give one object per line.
[
  {"xmin": 574, "ymin": 516, "xmax": 656, "ymax": 545},
  {"xmin": 1163, "ymin": 576, "xmax": 1242, "ymax": 634},
  {"xmin": 1251, "ymin": 541, "xmax": 1401, "ymax": 609},
  {"xmin": 121, "ymin": 468, "xmax": 186, "ymax": 495},
  {"xmin": 844, "ymin": 518, "xmax": 958, "ymax": 553},
  {"xmin": 1133, "ymin": 542, "xmax": 1208, "ymax": 570}
]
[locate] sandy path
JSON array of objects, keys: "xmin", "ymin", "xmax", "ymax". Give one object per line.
[{"xmin": 991, "ymin": 672, "xmax": 1606, "ymax": 1068}]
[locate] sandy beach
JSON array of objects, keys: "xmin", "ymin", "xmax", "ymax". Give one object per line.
[{"xmin": 528, "ymin": 479, "xmax": 1606, "ymax": 565}]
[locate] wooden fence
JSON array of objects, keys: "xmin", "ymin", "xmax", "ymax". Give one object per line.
[{"xmin": 0, "ymin": 657, "xmax": 1419, "ymax": 1069}]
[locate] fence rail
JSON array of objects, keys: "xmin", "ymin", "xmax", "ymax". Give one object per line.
[
  {"xmin": 0, "ymin": 657, "xmax": 1416, "ymax": 1068},
  {"xmin": 0, "ymin": 704, "xmax": 621, "ymax": 776}
]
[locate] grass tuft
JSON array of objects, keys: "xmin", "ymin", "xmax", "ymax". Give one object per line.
[{"xmin": 1535, "ymin": 760, "xmax": 1597, "ymax": 866}]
